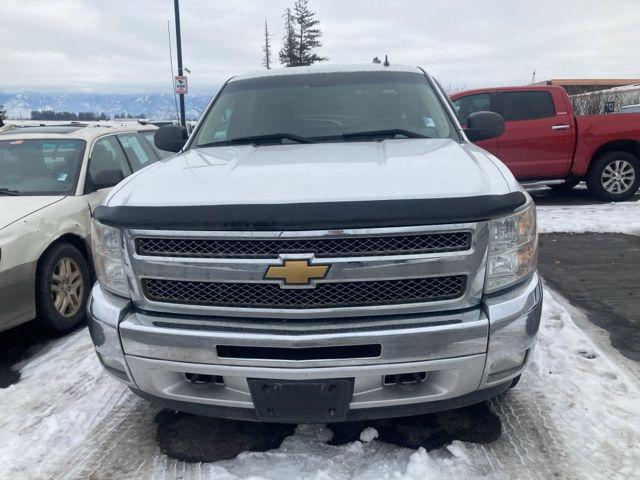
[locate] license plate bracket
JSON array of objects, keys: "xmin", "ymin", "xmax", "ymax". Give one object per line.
[{"xmin": 248, "ymin": 378, "xmax": 354, "ymax": 423}]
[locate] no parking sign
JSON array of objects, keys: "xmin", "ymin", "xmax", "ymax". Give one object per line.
[{"xmin": 174, "ymin": 75, "xmax": 188, "ymax": 94}]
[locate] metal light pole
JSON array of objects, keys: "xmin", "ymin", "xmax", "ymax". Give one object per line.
[{"xmin": 174, "ymin": 0, "xmax": 186, "ymax": 126}]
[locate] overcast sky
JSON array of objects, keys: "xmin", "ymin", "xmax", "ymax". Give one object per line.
[{"xmin": 2, "ymin": 0, "xmax": 639, "ymax": 95}]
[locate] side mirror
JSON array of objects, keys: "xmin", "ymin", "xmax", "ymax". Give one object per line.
[
  {"xmin": 154, "ymin": 125, "xmax": 188, "ymax": 153},
  {"xmin": 91, "ymin": 169, "xmax": 124, "ymax": 190},
  {"xmin": 464, "ymin": 111, "xmax": 505, "ymax": 142}
]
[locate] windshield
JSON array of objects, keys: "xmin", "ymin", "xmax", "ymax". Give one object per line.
[
  {"xmin": 193, "ymin": 71, "xmax": 459, "ymax": 147},
  {"xmin": 0, "ymin": 139, "xmax": 86, "ymax": 195}
]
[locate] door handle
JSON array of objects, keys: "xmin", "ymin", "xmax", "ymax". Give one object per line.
[{"xmin": 552, "ymin": 124, "xmax": 570, "ymax": 130}]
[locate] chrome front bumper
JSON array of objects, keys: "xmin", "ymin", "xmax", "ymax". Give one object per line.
[{"xmin": 87, "ymin": 273, "xmax": 542, "ymax": 422}]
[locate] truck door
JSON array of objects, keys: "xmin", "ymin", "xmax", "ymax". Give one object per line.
[
  {"xmin": 452, "ymin": 92, "xmax": 499, "ymax": 156},
  {"xmin": 497, "ymin": 90, "xmax": 574, "ymax": 179}
]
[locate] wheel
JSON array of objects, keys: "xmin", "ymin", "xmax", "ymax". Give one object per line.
[
  {"xmin": 509, "ymin": 374, "xmax": 521, "ymax": 389},
  {"xmin": 36, "ymin": 243, "xmax": 91, "ymax": 334},
  {"xmin": 549, "ymin": 178, "xmax": 581, "ymax": 191},
  {"xmin": 586, "ymin": 151, "xmax": 640, "ymax": 201}
]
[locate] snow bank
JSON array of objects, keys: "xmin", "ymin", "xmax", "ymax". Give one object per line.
[
  {"xmin": 522, "ymin": 289, "xmax": 640, "ymax": 479},
  {"xmin": 537, "ymin": 198, "xmax": 640, "ymax": 234}
]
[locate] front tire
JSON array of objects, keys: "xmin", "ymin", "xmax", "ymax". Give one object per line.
[
  {"xmin": 586, "ymin": 151, "xmax": 640, "ymax": 201},
  {"xmin": 36, "ymin": 243, "xmax": 91, "ymax": 334}
]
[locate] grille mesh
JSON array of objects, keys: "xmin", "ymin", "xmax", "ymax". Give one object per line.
[
  {"xmin": 142, "ymin": 275, "xmax": 466, "ymax": 309},
  {"xmin": 135, "ymin": 232, "xmax": 471, "ymax": 259}
]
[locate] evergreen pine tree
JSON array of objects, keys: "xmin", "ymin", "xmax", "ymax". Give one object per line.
[
  {"xmin": 279, "ymin": 8, "xmax": 298, "ymax": 66},
  {"xmin": 263, "ymin": 19, "xmax": 272, "ymax": 69},
  {"xmin": 293, "ymin": 0, "xmax": 327, "ymax": 66}
]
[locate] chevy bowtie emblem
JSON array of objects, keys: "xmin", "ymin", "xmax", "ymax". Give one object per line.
[{"xmin": 265, "ymin": 259, "xmax": 330, "ymax": 287}]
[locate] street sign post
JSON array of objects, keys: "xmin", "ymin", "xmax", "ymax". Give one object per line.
[{"xmin": 174, "ymin": 0, "xmax": 186, "ymax": 126}]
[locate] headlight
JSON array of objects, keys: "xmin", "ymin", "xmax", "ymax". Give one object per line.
[
  {"xmin": 485, "ymin": 201, "xmax": 538, "ymax": 293},
  {"xmin": 91, "ymin": 220, "xmax": 129, "ymax": 297}
]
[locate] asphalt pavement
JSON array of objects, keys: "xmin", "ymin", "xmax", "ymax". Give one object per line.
[
  {"xmin": 530, "ymin": 185, "xmax": 640, "ymax": 362},
  {"xmin": 538, "ymin": 232, "xmax": 640, "ymax": 362},
  {"xmin": 0, "ymin": 321, "xmax": 49, "ymax": 388}
]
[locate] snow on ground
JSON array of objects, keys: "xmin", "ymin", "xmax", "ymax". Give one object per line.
[
  {"xmin": 1, "ymin": 286, "xmax": 639, "ymax": 480},
  {"xmin": 535, "ymin": 192, "xmax": 640, "ymax": 235},
  {"xmin": 0, "ymin": 330, "xmax": 130, "ymax": 479}
]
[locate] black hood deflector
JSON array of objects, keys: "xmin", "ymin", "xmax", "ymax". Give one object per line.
[{"xmin": 93, "ymin": 192, "xmax": 526, "ymax": 231}]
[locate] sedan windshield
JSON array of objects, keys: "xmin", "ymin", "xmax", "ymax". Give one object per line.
[
  {"xmin": 193, "ymin": 71, "xmax": 458, "ymax": 147},
  {"xmin": 0, "ymin": 139, "xmax": 86, "ymax": 195}
]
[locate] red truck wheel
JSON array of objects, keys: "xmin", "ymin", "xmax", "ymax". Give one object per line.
[{"xmin": 586, "ymin": 151, "xmax": 640, "ymax": 201}]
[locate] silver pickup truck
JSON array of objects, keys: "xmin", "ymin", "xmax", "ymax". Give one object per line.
[{"xmin": 88, "ymin": 64, "xmax": 542, "ymax": 424}]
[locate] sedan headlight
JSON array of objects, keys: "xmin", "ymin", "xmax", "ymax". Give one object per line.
[
  {"xmin": 485, "ymin": 201, "xmax": 538, "ymax": 293},
  {"xmin": 91, "ymin": 220, "xmax": 129, "ymax": 297}
]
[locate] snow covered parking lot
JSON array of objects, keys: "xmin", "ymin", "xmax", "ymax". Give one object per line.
[{"xmin": 1, "ymin": 190, "xmax": 639, "ymax": 480}]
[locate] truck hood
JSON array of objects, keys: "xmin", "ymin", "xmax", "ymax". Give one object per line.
[
  {"xmin": 0, "ymin": 196, "xmax": 65, "ymax": 231},
  {"xmin": 107, "ymin": 139, "xmax": 514, "ymax": 208}
]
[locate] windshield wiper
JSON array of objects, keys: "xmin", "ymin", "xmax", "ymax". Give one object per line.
[
  {"xmin": 341, "ymin": 129, "xmax": 428, "ymax": 140},
  {"xmin": 198, "ymin": 133, "xmax": 314, "ymax": 148},
  {"xmin": 0, "ymin": 188, "xmax": 21, "ymax": 196}
]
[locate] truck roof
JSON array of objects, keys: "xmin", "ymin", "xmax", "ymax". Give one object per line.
[
  {"xmin": 450, "ymin": 84, "xmax": 566, "ymax": 99},
  {"xmin": 229, "ymin": 63, "xmax": 425, "ymax": 83}
]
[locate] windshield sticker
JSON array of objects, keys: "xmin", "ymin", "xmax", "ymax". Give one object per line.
[
  {"xmin": 423, "ymin": 116, "xmax": 436, "ymax": 128},
  {"xmin": 9, "ymin": 140, "xmax": 24, "ymax": 144},
  {"xmin": 57, "ymin": 173, "xmax": 68, "ymax": 182}
]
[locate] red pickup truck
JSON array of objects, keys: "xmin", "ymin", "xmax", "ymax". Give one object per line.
[{"xmin": 451, "ymin": 85, "xmax": 640, "ymax": 201}]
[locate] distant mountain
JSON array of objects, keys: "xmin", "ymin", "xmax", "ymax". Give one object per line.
[{"xmin": 0, "ymin": 91, "xmax": 213, "ymax": 121}]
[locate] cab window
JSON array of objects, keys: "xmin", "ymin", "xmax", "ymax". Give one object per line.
[
  {"xmin": 453, "ymin": 93, "xmax": 491, "ymax": 125},
  {"xmin": 500, "ymin": 91, "xmax": 555, "ymax": 121}
]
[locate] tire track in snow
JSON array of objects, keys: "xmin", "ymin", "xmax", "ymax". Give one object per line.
[
  {"xmin": 53, "ymin": 393, "xmax": 160, "ymax": 480},
  {"xmin": 488, "ymin": 396, "xmax": 562, "ymax": 480},
  {"xmin": 0, "ymin": 330, "xmax": 136, "ymax": 480}
]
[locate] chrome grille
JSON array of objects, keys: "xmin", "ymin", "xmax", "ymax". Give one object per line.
[
  {"xmin": 135, "ymin": 231, "xmax": 471, "ymax": 259},
  {"xmin": 142, "ymin": 276, "xmax": 466, "ymax": 309}
]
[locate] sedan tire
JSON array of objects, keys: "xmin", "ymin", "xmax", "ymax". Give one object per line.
[{"xmin": 36, "ymin": 243, "xmax": 91, "ymax": 334}]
